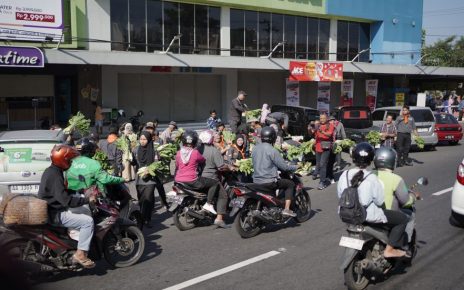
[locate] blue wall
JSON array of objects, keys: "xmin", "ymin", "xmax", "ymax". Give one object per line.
[{"xmin": 327, "ymin": 0, "xmax": 423, "ymax": 65}]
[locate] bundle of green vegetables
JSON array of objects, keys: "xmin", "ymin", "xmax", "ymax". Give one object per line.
[
  {"xmin": 333, "ymin": 139, "xmax": 356, "ymax": 154},
  {"xmin": 296, "ymin": 162, "xmax": 312, "ymax": 176},
  {"xmin": 286, "ymin": 145, "xmax": 303, "ymax": 161},
  {"xmin": 222, "ymin": 130, "xmax": 236, "ymax": 144},
  {"xmin": 245, "ymin": 109, "xmax": 262, "ymax": 122},
  {"xmin": 63, "ymin": 112, "xmax": 91, "ymax": 136},
  {"xmin": 366, "ymin": 131, "xmax": 382, "ymax": 146},
  {"xmin": 137, "ymin": 161, "xmax": 170, "ymax": 178},
  {"xmin": 414, "ymin": 135, "xmax": 425, "ymax": 150},
  {"xmin": 172, "ymin": 128, "xmax": 185, "ymax": 145},
  {"xmin": 299, "ymin": 139, "xmax": 315, "ymax": 155},
  {"xmin": 157, "ymin": 143, "xmax": 178, "ymax": 160},
  {"xmin": 93, "ymin": 150, "xmax": 114, "ymax": 174},
  {"xmin": 236, "ymin": 158, "xmax": 253, "ymax": 175}
]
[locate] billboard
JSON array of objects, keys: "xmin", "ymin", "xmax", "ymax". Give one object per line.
[{"xmin": 289, "ymin": 61, "xmax": 343, "ymax": 82}]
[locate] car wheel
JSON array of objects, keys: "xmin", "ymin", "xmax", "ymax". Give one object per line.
[
  {"xmin": 425, "ymin": 145, "xmax": 436, "ymax": 151},
  {"xmin": 449, "ymin": 211, "xmax": 464, "ymax": 228},
  {"xmin": 449, "ymin": 141, "xmax": 459, "ymax": 146}
]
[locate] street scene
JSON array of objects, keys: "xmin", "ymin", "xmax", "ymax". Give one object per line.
[{"xmin": 0, "ymin": 0, "xmax": 464, "ymax": 290}]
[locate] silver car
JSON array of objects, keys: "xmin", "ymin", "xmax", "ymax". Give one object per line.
[{"xmin": 0, "ymin": 130, "xmax": 63, "ymax": 202}]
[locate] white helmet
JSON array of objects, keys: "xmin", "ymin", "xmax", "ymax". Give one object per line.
[{"xmin": 199, "ymin": 130, "xmax": 214, "ymax": 145}]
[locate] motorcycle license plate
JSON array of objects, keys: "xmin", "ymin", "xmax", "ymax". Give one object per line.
[
  {"xmin": 339, "ymin": 236, "xmax": 365, "ymax": 250},
  {"xmin": 230, "ymin": 197, "xmax": 245, "ymax": 208},
  {"xmin": 170, "ymin": 195, "xmax": 185, "ymax": 204}
]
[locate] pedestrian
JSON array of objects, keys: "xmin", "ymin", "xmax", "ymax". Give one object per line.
[
  {"xmin": 458, "ymin": 96, "xmax": 464, "ymax": 122},
  {"xmin": 225, "ymin": 134, "xmax": 249, "ymax": 164},
  {"xmin": 160, "ymin": 121, "xmax": 177, "ymax": 144},
  {"xmin": 93, "ymin": 101, "xmax": 104, "ymax": 136},
  {"xmin": 206, "ymin": 110, "xmax": 222, "ymax": 130},
  {"xmin": 395, "ymin": 105, "xmax": 418, "ymax": 167},
  {"xmin": 311, "ymin": 114, "xmax": 335, "ymax": 190},
  {"xmin": 98, "ymin": 126, "xmax": 122, "ymax": 176},
  {"xmin": 121, "ymin": 123, "xmax": 137, "ymax": 182},
  {"xmin": 214, "ymin": 131, "xmax": 228, "ymax": 156},
  {"xmin": 228, "ymin": 91, "xmax": 247, "ymax": 133},
  {"xmin": 380, "ymin": 115, "xmax": 397, "ymax": 148},
  {"xmin": 260, "ymin": 103, "xmax": 271, "ymax": 125},
  {"xmin": 330, "ymin": 115, "xmax": 347, "ymax": 171},
  {"xmin": 452, "ymin": 96, "xmax": 460, "ymax": 118}
]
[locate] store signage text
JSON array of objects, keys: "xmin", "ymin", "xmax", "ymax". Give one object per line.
[
  {"xmin": 289, "ymin": 61, "xmax": 343, "ymax": 82},
  {"xmin": 0, "ymin": 46, "xmax": 44, "ymax": 68}
]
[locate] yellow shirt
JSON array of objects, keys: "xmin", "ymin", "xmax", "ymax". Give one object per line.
[{"xmin": 95, "ymin": 106, "xmax": 103, "ymax": 121}]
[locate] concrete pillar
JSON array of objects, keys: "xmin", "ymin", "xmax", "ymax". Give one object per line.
[
  {"xmin": 102, "ymin": 66, "xmax": 119, "ymax": 108},
  {"xmin": 220, "ymin": 7, "xmax": 231, "ymax": 56},
  {"xmin": 329, "ymin": 19, "xmax": 337, "ymax": 61},
  {"xmin": 87, "ymin": 0, "xmax": 111, "ymax": 51},
  {"xmin": 221, "ymin": 68, "xmax": 237, "ymax": 121}
]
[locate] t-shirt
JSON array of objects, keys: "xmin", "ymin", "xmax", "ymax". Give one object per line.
[
  {"xmin": 200, "ymin": 145, "xmax": 224, "ymax": 181},
  {"xmin": 175, "ymin": 149, "xmax": 205, "ymax": 183},
  {"xmin": 95, "ymin": 106, "xmax": 104, "ymax": 121}
]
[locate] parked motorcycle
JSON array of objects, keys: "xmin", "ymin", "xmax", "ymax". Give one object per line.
[
  {"xmin": 340, "ymin": 177, "xmax": 428, "ymax": 290},
  {"xmin": 229, "ymin": 172, "xmax": 312, "ymax": 238},
  {"xmin": 0, "ymin": 188, "xmax": 145, "ymax": 278}
]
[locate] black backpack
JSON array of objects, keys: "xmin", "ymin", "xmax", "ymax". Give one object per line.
[{"xmin": 338, "ymin": 170, "xmax": 371, "ymax": 225}]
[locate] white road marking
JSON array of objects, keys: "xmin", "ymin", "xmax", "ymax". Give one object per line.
[
  {"xmin": 432, "ymin": 187, "xmax": 453, "ymax": 196},
  {"xmin": 163, "ymin": 250, "xmax": 282, "ymax": 290}
]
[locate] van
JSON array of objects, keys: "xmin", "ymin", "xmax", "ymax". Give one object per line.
[{"xmin": 372, "ymin": 106, "xmax": 438, "ymax": 148}]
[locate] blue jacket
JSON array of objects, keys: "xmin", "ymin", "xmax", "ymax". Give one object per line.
[{"xmin": 251, "ymin": 142, "xmax": 298, "ymax": 184}]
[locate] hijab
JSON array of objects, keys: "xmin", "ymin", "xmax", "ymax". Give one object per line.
[
  {"xmin": 137, "ymin": 131, "xmax": 154, "ymax": 166},
  {"xmin": 180, "ymin": 146, "xmax": 194, "ymax": 164},
  {"xmin": 124, "ymin": 123, "xmax": 134, "ymax": 135}
]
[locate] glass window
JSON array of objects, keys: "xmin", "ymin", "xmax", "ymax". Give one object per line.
[
  {"xmin": 164, "ymin": 1, "xmax": 179, "ymax": 53},
  {"xmin": 318, "ymin": 19, "xmax": 330, "ymax": 60},
  {"xmin": 271, "ymin": 13, "xmax": 284, "ymax": 58},
  {"xmin": 147, "ymin": 0, "xmax": 163, "ymax": 52},
  {"xmin": 230, "ymin": 9, "xmax": 244, "ymax": 56},
  {"xmin": 111, "ymin": 0, "xmax": 128, "ymax": 51},
  {"xmin": 284, "ymin": 15, "xmax": 295, "ymax": 59},
  {"xmin": 129, "ymin": 0, "xmax": 146, "ymax": 51},
  {"xmin": 307, "ymin": 17, "xmax": 318, "ymax": 60},
  {"xmin": 179, "ymin": 3, "xmax": 194, "ymax": 54},
  {"xmin": 337, "ymin": 20, "xmax": 348, "ymax": 61},
  {"xmin": 372, "ymin": 110, "xmax": 385, "ymax": 121},
  {"xmin": 296, "ymin": 16, "xmax": 307, "ymax": 59},
  {"xmin": 359, "ymin": 23, "xmax": 371, "ymax": 62},
  {"xmin": 258, "ymin": 12, "xmax": 271, "ymax": 57},
  {"xmin": 435, "ymin": 113, "xmax": 458, "ymax": 124},
  {"xmin": 208, "ymin": 7, "xmax": 221, "ymax": 55},
  {"xmin": 348, "ymin": 22, "xmax": 360, "ymax": 61},
  {"xmin": 411, "ymin": 110, "xmax": 435, "ymax": 122},
  {"xmin": 195, "ymin": 5, "xmax": 208, "ymax": 54},
  {"xmin": 244, "ymin": 11, "xmax": 258, "ymax": 57}
]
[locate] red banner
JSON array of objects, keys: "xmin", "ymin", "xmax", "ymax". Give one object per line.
[{"xmin": 289, "ymin": 61, "xmax": 343, "ymax": 82}]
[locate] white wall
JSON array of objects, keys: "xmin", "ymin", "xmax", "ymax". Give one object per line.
[{"xmin": 87, "ymin": 0, "xmax": 111, "ymax": 51}]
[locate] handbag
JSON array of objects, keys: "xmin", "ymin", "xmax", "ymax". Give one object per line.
[{"xmin": 321, "ymin": 141, "xmax": 332, "ymax": 151}]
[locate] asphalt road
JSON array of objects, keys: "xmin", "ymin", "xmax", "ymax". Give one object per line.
[{"xmin": 37, "ymin": 142, "xmax": 464, "ymax": 290}]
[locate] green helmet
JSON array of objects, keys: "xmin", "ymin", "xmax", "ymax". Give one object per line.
[{"xmin": 374, "ymin": 147, "xmax": 397, "ymax": 171}]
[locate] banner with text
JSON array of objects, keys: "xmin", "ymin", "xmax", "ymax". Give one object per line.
[
  {"xmin": 286, "ymin": 79, "xmax": 300, "ymax": 106},
  {"xmin": 341, "ymin": 79, "xmax": 354, "ymax": 106},
  {"xmin": 365, "ymin": 79, "xmax": 378, "ymax": 111},
  {"xmin": 395, "ymin": 92, "xmax": 405, "ymax": 107},
  {"xmin": 317, "ymin": 82, "xmax": 331, "ymax": 113},
  {"xmin": 289, "ymin": 61, "xmax": 343, "ymax": 82},
  {"xmin": 0, "ymin": 0, "xmax": 64, "ymax": 42}
]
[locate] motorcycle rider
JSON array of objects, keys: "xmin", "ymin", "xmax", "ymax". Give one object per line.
[
  {"xmin": 251, "ymin": 126, "xmax": 299, "ymax": 217},
  {"xmin": 337, "ymin": 143, "xmax": 409, "ymax": 258},
  {"xmin": 374, "ymin": 147, "xmax": 420, "ymax": 243},
  {"xmin": 38, "ymin": 145, "xmax": 96, "ymax": 268}
]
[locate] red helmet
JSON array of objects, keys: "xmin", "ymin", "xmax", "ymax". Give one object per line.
[{"xmin": 50, "ymin": 144, "xmax": 80, "ymax": 170}]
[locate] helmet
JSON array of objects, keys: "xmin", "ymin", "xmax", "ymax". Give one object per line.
[
  {"xmin": 51, "ymin": 144, "xmax": 80, "ymax": 170},
  {"xmin": 181, "ymin": 130, "xmax": 198, "ymax": 147},
  {"xmin": 374, "ymin": 147, "xmax": 397, "ymax": 171},
  {"xmin": 76, "ymin": 138, "xmax": 98, "ymax": 157},
  {"xmin": 261, "ymin": 126, "xmax": 277, "ymax": 144},
  {"xmin": 199, "ymin": 130, "xmax": 214, "ymax": 145},
  {"xmin": 351, "ymin": 142, "xmax": 375, "ymax": 168}
]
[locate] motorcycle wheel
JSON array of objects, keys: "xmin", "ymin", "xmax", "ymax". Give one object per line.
[
  {"xmin": 344, "ymin": 253, "xmax": 369, "ymax": 290},
  {"xmin": 294, "ymin": 189, "xmax": 312, "ymax": 223},
  {"xmin": 173, "ymin": 201, "xmax": 197, "ymax": 231},
  {"xmin": 129, "ymin": 210, "xmax": 144, "ymax": 230},
  {"xmin": 234, "ymin": 201, "xmax": 261, "ymax": 239},
  {"xmin": 103, "ymin": 226, "xmax": 145, "ymax": 268}
]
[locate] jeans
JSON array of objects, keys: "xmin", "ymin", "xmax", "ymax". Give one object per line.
[
  {"xmin": 60, "ymin": 210, "xmax": 94, "ymax": 251},
  {"xmin": 315, "ymin": 150, "xmax": 331, "ymax": 183},
  {"xmin": 401, "ymin": 208, "xmax": 415, "ymax": 243},
  {"xmin": 382, "ymin": 209, "xmax": 408, "ymax": 248},
  {"xmin": 396, "ymin": 133, "xmax": 412, "ymax": 164},
  {"xmin": 184, "ymin": 177, "xmax": 228, "ymax": 215}
]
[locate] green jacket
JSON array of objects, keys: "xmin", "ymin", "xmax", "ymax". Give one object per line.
[
  {"xmin": 66, "ymin": 156, "xmax": 124, "ymax": 192},
  {"xmin": 375, "ymin": 170, "xmax": 415, "ymax": 210}
]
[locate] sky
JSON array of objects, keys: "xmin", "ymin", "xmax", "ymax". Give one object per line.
[{"xmin": 423, "ymin": 0, "xmax": 464, "ymax": 45}]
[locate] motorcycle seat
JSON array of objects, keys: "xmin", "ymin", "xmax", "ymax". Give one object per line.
[
  {"xmin": 174, "ymin": 182, "xmax": 207, "ymax": 198},
  {"xmin": 240, "ymin": 183, "xmax": 277, "ymax": 196}
]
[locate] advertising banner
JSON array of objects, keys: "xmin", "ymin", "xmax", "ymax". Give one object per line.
[
  {"xmin": 0, "ymin": 0, "xmax": 64, "ymax": 42},
  {"xmin": 5, "ymin": 148, "xmax": 32, "ymax": 163},
  {"xmin": 365, "ymin": 79, "xmax": 378, "ymax": 111},
  {"xmin": 289, "ymin": 61, "xmax": 343, "ymax": 82},
  {"xmin": 285, "ymin": 79, "xmax": 300, "ymax": 106},
  {"xmin": 341, "ymin": 79, "xmax": 354, "ymax": 106},
  {"xmin": 0, "ymin": 46, "xmax": 44, "ymax": 68},
  {"xmin": 395, "ymin": 92, "xmax": 405, "ymax": 107},
  {"xmin": 317, "ymin": 82, "xmax": 331, "ymax": 113}
]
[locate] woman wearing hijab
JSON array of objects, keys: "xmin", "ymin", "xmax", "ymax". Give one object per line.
[
  {"xmin": 225, "ymin": 134, "xmax": 249, "ymax": 164},
  {"xmin": 260, "ymin": 103, "xmax": 271, "ymax": 125}
]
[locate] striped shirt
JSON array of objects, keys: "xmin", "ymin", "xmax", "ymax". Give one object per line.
[{"xmin": 380, "ymin": 122, "xmax": 397, "ymax": 147}]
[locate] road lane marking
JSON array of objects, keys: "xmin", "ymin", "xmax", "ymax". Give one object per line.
[
  {"xmin": 163, "ymin": 250, "xmax": 282, "ymax": 290},
  {"xmin": 432, "ymin": 187, "xmax": 453, "ymax": 196}
]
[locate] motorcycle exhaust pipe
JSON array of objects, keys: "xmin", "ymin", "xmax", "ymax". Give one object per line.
[
  {"xmin": 16, "ymin": 259, "xmax": 55, "ymax": 272},
  {"xmin": 185, "ymin": 208, "xmax": 206, "ymax": 220},
  {"xmin": 251, "ymin": 210, "xmax": 273, "ymax": 223}
]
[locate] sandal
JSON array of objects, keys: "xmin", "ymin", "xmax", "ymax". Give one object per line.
[{"xmin": 72, "ymin": 254, "xmax": 96, "ymax": 269}]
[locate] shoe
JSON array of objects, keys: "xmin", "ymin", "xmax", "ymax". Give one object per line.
[
  {"xmin": 331, "ymin": 179, "xmax": 336, "ymax": 184},
  {"xmin": 317, "ymin": 182, "xmax": 328, "ymax": 190},
  {"xmin": 202, "ymin": 202, "xmax": 217, "ymax": 215},
  {"xmin": 214, "ymin": 219, "xmax": 230, "ymax": 228},
  {"xmin": 282, "ymin": 209, "xmax": 297, "ymax": 217},
  {"xmin": 405, "ymin": 161, "xmax": 413, "ymax": 166}
]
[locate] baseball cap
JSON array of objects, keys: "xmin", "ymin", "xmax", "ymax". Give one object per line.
[
  {"xmin": 145, "ymin": 122, "xmax": 155, "ymax": 128},
  {"xmin": 169, "ymin": 121, "xmax": 177, "ymax": 128}
]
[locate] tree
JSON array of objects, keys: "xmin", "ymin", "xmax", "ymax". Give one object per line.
[{"xmin": 421, "ymin": 33, "xmax": 464, "ymax": 67}]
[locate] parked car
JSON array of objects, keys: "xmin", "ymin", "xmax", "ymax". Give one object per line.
[
  {"xmin": 0, "ymin": 130, "xmax": 63, "ymax": 202},
  {"xmin": 333, "ymin": 106, "xmax": 379, "ymax": 143},
  {"xmin": 434, "ymin": 113, "xmax": 463, "ymax": 145},
  {"xmin": 450, "ymin": 157, "xmax": 464, "ymax": 227},
  {"xmin": 271, "ymin": 105, "xmax": 319, "ymax": 140},
  {"xmin": 373, "ymin": 106, "xmax": 438, "ymax": 149}
]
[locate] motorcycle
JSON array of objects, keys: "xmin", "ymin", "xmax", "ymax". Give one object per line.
[
  {"xmin": 339, "ymin": 177, "xmax": 428, "ymax": 290},
  {"xmin": 229, "ymin": 172, "xmax": 312, "ymax": 238},
  {"xmin": 106, "ymin": 183, "xmax": 143, "ymax": 229},
  {"xmin": 0, "ymin": 187, "xmax": 145, "ymax": 278}
]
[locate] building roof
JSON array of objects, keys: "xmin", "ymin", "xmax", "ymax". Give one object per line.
[{"xmin": 0, "ymin": 130, "xmax": 63, "ymax": 142}]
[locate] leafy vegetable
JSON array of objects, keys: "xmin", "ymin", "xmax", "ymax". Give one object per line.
[
  {"xmin": 236, "ymin": 158, "xmax": 253, "ymax": 175},
  {"xmin": 296, "ymin": 162, "xmax": 312, "ymax": 176},
  {"xmin": 245, "ymin": 109, "xmax": 262, "ymax": 122},
  {"xmin": 63, "ymin": 112, "xmax": 91, "ymax": 136},
  {"xmin": 366, "ymin": 131, "xmax": 382, "ymax": 146},
  {"xmin": 93, "ymin": 150, "xmax": 113, "ymax": 174},
  {"xmin": 300, "ymin": 139, "xmax": 315, "ymax": 155},
  {"xmin": 138, "ymin": 161, "xmax": 170, "ymax": 178},
  {"xmin": 414, "ymin": 135, "xmax": 425, "ymax": 150},
  {"xmin": 286, "ymin": 145, "xmax": 303, "ymax": 161},
  {"xmin": 333, "ymin": 139, "xmax": 356, "ymax": 154},
  {"xmin": 172, "ymin": 128, "xmax": 185, "ymax": 145},
  {"xmin": 157, "ymin": 143, "xmax": 178, "ymax": 160},
  {"xmin": 222, "ymin": 130, "xmax": 236, "ymax": 144}
]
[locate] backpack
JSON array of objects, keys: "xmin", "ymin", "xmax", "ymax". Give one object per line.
[{"xmin": 338, "ymin": 170, "xmax": 371, "ymax": 225}]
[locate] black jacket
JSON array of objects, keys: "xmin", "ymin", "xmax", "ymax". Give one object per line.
[
  {"xmin": 38, "ymin": 165, "xmax": 88, "ymax": 222},
  {"xmin": 228, "ymin": 98, "xmax": 246, "ymax": 122}
]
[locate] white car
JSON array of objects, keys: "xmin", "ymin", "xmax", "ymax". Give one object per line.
[{"xmin": 450, "ymin": 158, "xmax": 464, "ymax": 227}]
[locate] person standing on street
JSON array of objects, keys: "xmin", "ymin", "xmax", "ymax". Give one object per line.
[
  {"xmin": 395, "ymin": 105, "xmax": 417, "ymax": 167},
  {"xmin": 160, "ymin": 121, "xmax": 177, "ymax": 144},
  {"xmin": 330, "ymin": 115, "xmax": 346, "ymax": 172},
  {"xmin": 93, "ymin": 101, "xmax": 104, "ymax": 136},
  {"xmin": 380, "ymin": 115, "xmax": 397, "ymax": 148},
  {"xmin": 228, "ymin": 91, "xmax": 248, "ymax": 133},
  {"xmin": 311, "ymin": 114, "xmax": 335, "ymax": 190},
  {"xmin": 458, "ymin": 96, "xmax": 464, "ymax": 122}
]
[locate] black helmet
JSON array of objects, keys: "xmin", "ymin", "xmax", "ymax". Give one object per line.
[
  {"xmin": 351, "ymin": 142, "xmax": 375, "ymax": 168},
  {"xmin": 260, "ymin": 126, "xmax": 277, "ymax": 144},
  {"xmin": 374, "ymin": 147, "xmax": 397, "ymax": 171},
  {"xmin": 181, "ymin": 130, "xmax": 198, "ymax": 147},
  {"xmin": 76, "ymin": 137, "xmax": 97, "ymax": 157}
]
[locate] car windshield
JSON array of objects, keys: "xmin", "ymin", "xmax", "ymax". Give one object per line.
[
  {"xmin": 411, "ymin": 110, "xmax": 435, "ymax": 122},
  {"xmin": 340, "ymin": 109, "xmax": 372, "ymax": 129},
  {"xmin": 435, "ymin": 114, "xmax": 458, "ymax": 124},
  {"xmin": 0, "ymin": 142, "xmax": 57, "ymax": 173}
]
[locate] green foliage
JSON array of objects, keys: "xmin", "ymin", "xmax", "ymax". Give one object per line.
[
  {"xmin": 222, "ymin": 131, "xmax": 236, "ymax": 144},
  {"xmin": 63, "ymin": 112, "xmax": 91, "ymax": 136},
  {"xmin": 421, "ymin": 34, "xmax": 464, "ymax": 67},
  {"xmin": 414, "ymin": 136, "xmax": 425, "ymax": 150},
  {"xmin": 236, "ymin": 158, "xmax": 253, "ymax": 175},
  {"xmin": 366, "ymin": 131, "xmax": 382, "ymax": 146},
  {"xmin": 93, "ymin": 150, "xmax": 113, "ymax": 174}
]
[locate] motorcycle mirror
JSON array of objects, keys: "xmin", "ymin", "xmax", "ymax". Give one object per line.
[{"xmin": 417, "ymin": 177, "xmax": 428, "ymax": 186}]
